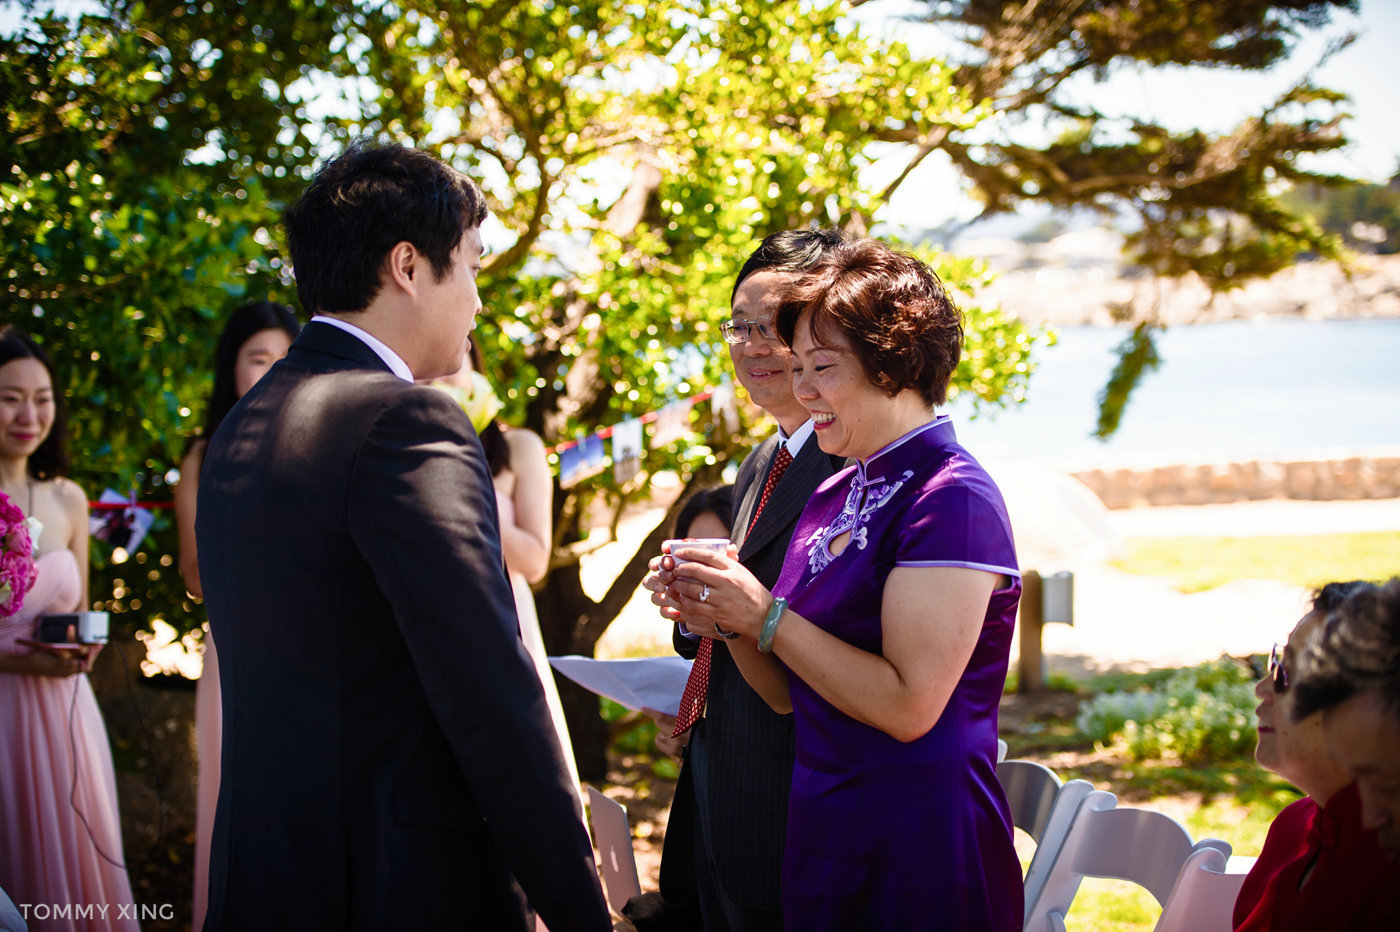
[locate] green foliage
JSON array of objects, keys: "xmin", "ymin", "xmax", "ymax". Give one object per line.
[
  {"xmin": 329, "ymin": 0, "xmax": 1043, "ymax": 663},
  {"xmin": 914, "ymin": 0, "xmax": 1356, "ymax": 287},
  {"xmin": 4, "ymin": 6, "xmax": 321, "ymax": 633},
  {"xmin": 911, "ymin": 0, "xmax": 1360, "ymax": 434},
  {"xmin": 1094, "ymin": 322, "xmax": 1162, "ymax": 439},
  {"xmin": 1282, "ymin": 173, "xmax": 1400, "ymax": 254},
  {"xmin": 599, "ymin": 698, "xmax": 678, "ymax": 780},
  {"xmin": 1076, "ymin": 659, "xmax": 1258, "ymax": 765},
  {"xmin": 12, "ymin": 0, "xmax": 1357, "ymax": 785}
]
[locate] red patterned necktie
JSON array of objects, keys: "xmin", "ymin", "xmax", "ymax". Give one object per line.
[{"xmin": 673, "ymin": 445, "xmax": 794, "ymax": 737}]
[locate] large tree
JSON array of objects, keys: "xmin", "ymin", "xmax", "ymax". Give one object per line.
[
  {"xmin": 891, "ymin": 0, "xmax": 1360, "ymax": 434},
  {"xmin": 355, "ymin": 0, "xmax": 1039, "ymax": 773},
  {"xmin": 2, "ymin": 1, "xmax": 395, "ymax": 633},
  {"xmin": 5, "ymin": 0, "xmax": 1359, "ymax": 776}
]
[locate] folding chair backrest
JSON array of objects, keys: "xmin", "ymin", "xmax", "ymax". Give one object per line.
[
  {"xmin": 1069, "ymin": 804, "xmax": 1197, "ymax": 906},
  {"xmin": 585, "ymin": 784, "xmax": 642, "ymax": 916},
  {"xmin": 997, "ymin": 759, "xmax": 1063, "ymax": 842},
  {"xmin": 1026, "ymin": 790, "xmax": 1232, "ymax": 930},
  {"xmin": 1154, "ymin": 844, "xmax": 1248, "ymax": 932},
  {"xmin": 997, "ymin": 760, "xmax": 1094, "ymax": 927}
]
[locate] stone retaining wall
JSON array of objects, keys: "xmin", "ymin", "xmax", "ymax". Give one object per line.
[{"xmin": 1071, "ymin": 455, "xmax": 1400, "ymax": 509}]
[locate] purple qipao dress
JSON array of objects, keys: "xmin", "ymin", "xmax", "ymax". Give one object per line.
[{"xmin": 773, "ymin": 417, "xmax": 1023, "ymax": 931}]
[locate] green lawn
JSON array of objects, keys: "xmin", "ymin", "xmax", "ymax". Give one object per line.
[{"xmin": 1112, "ymin": 531, "xmax": 1400, "ymax": 593}]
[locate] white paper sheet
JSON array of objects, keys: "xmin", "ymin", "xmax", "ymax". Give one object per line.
[{"xmin": 548, "ymin": 655, "xmax": 693, "ymax": 717}]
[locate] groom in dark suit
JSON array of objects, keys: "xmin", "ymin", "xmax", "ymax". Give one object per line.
[
  {"xmin": 196, "ymin": 141, "xmax": 608, "ymax": 932},
  {"xmin": 629, "ymin": 230, "xmax": 845, "ymax": 932}
]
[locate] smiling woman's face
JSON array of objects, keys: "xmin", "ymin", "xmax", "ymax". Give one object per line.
[
  {"xmin": 1254, "ymin": 611, "xmax": 1332, "ymax": 787},
  {"xmin": 0, "ymin": 357, "xmax": 55, "ymax": 462}
]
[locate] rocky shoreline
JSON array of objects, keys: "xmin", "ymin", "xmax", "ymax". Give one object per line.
[
  {"xmin": 1070, "ymin": 451, "xmax": 1400, "ymax": 509},
  {"xmin": 975, "ymin": 254, "xmax": 1400, "ymax": 327}
]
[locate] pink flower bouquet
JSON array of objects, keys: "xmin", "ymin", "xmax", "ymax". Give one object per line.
[{"xmin": 0, "ymin": 489, "xmax": 37, "ymax": 618}]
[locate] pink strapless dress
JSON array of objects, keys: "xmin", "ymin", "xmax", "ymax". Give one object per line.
[
  {"xmin": 0, "ymin": 550, "xmax": 140, "ymax": 931},
  {"xmin": 192, "ymin": 626, "xmax": 220, "ymax": 932}
]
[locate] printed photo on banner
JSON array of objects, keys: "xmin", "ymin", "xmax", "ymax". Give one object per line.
[
  {"xmin": 611, "ymin": 418, "xmax": 644, "ymax": 483},
  {"xmin": 710, "ymin": 377, "xmax": 739, "ymax": 433},
  {"xmin": 89, "ymin": 489, "xmax": 156, "ymax": 553},
  {"xmin": 649, "ymin": 399, "xmax": 694, "ymax": 449},
  {"xmin": 558, "ymin": 433, "xmax": 609, "ymax": 489}
]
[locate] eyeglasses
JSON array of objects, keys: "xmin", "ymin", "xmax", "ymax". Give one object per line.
[
  {"xmin": 1268, "ymin": 642, "xmax": 1290, "ymax": 694},
  {"xmin": 720, "ymin": 316, "xmax": 779, "ymax": 344}
]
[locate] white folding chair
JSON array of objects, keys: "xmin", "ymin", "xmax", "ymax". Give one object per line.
[
  {"xmin": 1024, "ymin": 789, "xmax": 1232, "ymax": 931},
  {"xmin": 585, "ymin": 785, "xmax": 642, "ymax": 918},
  {"xmin": 1153, "ymin": 844, "xmax": 1249, "ymax": 932},
  {"xmin": 996, "ymin": 758, "xmax": 1094, "ymax": 927},
  {"xmin": 998, "ymin": 737, "xmax": 1009, "ymax": 762}
]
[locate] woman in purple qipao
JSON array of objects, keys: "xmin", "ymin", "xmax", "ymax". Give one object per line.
[{"xmin": 649, "ymin": 240, "xmax": 1023, "ymax": 930}]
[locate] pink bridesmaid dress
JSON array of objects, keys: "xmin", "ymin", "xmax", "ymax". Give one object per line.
[
  {"xmin": 495, "ymin": 491, "xmax": 581, "ymax": 799},
  {"xmin": 0, "ymin": 549, "xmax": 140, "ymax": 931},
  {"xmin": 192, "ymin": 628, "xmax": 220, "ymax": 932}
]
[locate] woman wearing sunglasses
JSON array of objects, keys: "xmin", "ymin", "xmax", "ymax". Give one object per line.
[{"xmin": 1234, "ymin": 580, "xmax": 1400, "ymax": 931}]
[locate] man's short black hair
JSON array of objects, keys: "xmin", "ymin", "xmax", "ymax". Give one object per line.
[
  {"xmin": 731, "ymin": 229, "xmax": 846, "ymax": 304},
  {"xmin": 284, "ymin": 139, "xmax": 488, "ymax": 316}
]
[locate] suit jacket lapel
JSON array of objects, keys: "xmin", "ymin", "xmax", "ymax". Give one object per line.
[
  {"xmin": 738, "ymin": 439, "xmax": 835, "ymax": 561},
  {"xmin": 732, "ymin": 434, "xmax": 780, "ymax": 549}
]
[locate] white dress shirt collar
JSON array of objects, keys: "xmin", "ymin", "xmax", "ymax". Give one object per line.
[
  {"xmin": 311, "ymin": 315, "xmax": 414, "ymax": 383},
  {"xmin": 777, "ymin": 418, "xmax": 815, "ymax": 458}
]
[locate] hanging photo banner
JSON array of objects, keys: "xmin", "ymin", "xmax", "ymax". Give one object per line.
[
  {"xmin": 710, "ymin": 377, "xmax": 739, "ymax": 434},
  {"xmin": 89, "ymin": 489, "xmax": 155, "ymax": 554},
  {"xmin": 611, "ymin": 418, "xmax": 644, "ymax": 484},
  {"xmin": 649, "ymin": 399, "xmax": 693, "ymax": 450},
  {"xmin": 557, "ymin": 444, "xmax": 585, "ymax": 489},
  {"xmin": 580, "ymin": 433, "xmax": 607, "ymax": 475},
  {"xmin": 559, "ymin": 432, "xmax": 610, "ymax": 489},
  {"xmin": 543, "ymin": 387, "xmax": 714, "ymax": 486}
]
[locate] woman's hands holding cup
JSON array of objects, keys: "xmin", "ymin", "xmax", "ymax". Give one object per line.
[{"xmin": 643, "ymin": 540, "xmax": 773, "ymax": 641}]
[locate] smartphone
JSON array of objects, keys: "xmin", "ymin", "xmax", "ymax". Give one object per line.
[{"xmin": 36, "ymin": 612, "xmax": 110, "ymax": 645}]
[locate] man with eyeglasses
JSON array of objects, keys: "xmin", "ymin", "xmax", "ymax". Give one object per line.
[{"xmin": 628, "ymin": 230, "xmax": 846, "ymax": 932}]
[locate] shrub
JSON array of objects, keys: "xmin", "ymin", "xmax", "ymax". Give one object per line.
[{"xmin": 1076, "ymin": 659, "xmax": 1257, "ymax": 765}]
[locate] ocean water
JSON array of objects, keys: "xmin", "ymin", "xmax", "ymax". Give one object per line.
[{"xmin": 945, "ymin": 317, "xmax": 1400, "ymax": 467}]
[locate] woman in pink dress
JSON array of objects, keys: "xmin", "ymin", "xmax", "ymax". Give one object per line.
[
  {"xmin": 173, "ymin": 302, "xmax": 298, "ymax": 930},
  {"xmin": 0, "ymin": 325, "xmax": 140, "ymax": 930}
]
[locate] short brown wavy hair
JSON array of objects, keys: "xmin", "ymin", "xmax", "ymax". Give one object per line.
[{"xmin": 773, "ymin": 239, "xmax": 963, "ymax": 406}]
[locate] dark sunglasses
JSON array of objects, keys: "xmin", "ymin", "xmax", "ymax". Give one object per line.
[{"xmin": 1268, "ymin": 642, "xmax": 1290, "ymax": 694}]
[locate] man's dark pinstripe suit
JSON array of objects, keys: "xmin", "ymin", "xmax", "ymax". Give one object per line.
[{"xmin": 660, "ymin": 431, "xmax": 843, "ymax": 928}]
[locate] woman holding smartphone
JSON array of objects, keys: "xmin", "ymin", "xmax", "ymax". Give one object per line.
[{"xmin": 0, "ymin": 324, "xmax": 139, "ymax": 929}]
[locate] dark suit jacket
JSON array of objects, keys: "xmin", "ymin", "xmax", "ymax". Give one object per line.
[
  {"xmin": 196, "ymin": 323, "xmax": 608, "ymax": 932},
  {"xmin": 662, "ymin": 432, "xmax": 843, "ymax": 911}
]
